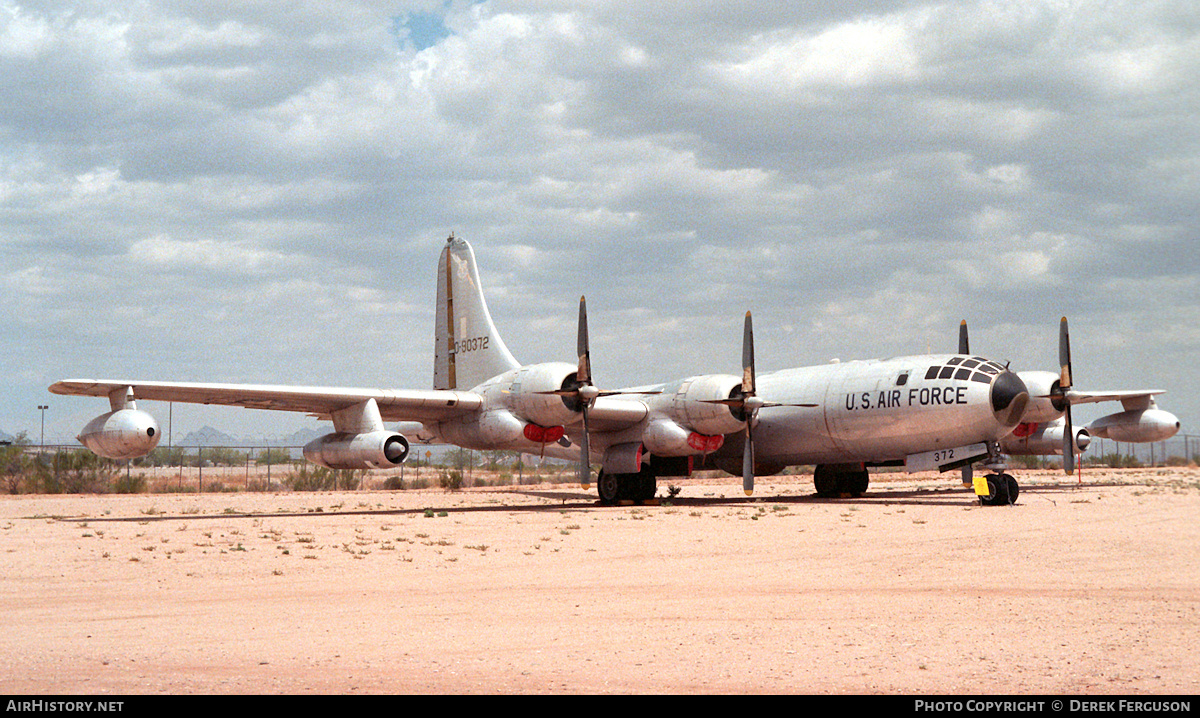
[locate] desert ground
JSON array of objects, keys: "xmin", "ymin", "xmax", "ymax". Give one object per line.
[{"xmin": 1, "ymin": 467, "xmax": 1198, "ymax": 695}]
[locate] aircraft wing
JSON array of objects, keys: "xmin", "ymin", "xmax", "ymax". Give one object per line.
[
  {"xmin": 48, "ymin": 379, "xmax": 482, "ymax": 422},
  {"xmin": 1064, "ymin": 389, "xmax": 1164, "ymax": 411},
  {"xmin": 576, "ymin": 395, "xmax": 651, "ymax": 432}
]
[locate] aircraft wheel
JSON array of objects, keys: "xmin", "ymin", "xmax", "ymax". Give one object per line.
[
  {"xmin": 980, "ymin": 473, "xmax": 1010, "ymax": 506},
  {"xmin": 814, "ymin": 466, "xmax": 839, "ymax": 498},
  {"xmin": 842, "ymin": 470, "xmax": 869, "ymax": 497},
  {"xmin": 636, "ymin": 470, "xmax": 657, "ymax": 502},
  {"xmin": 1004, "ymin": 473, "xmax": 1019, "ymax": 504},
  {"xmin": 597, "ymin": 470, "xmax": 621, "ymax": 504}
]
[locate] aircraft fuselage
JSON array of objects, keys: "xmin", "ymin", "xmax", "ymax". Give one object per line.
[
  {"xmin": 747, "ymin": 354, "xmax": 1021, "ymax": 468},
  {"xmin": 422, "ymin": 351, "xmax": 1028, "ymax": 479}
]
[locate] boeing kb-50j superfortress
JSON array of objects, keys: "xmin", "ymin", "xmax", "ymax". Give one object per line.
[{"xmin": 50, "ymin": 236, "xmax": 1179, "ymax": 506}]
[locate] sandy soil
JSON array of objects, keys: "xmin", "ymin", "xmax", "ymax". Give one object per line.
[{"xmin": 1, "ymin": 468, "xmax": 1198, "ymax": 695}]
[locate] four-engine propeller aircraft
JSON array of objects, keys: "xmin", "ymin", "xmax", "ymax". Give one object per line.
[{"xmin": 49, "ymin": 236, "xmax": 1177, "ymax": 506}]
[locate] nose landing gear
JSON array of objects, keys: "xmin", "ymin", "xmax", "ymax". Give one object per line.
[
  {"xmin": 977, "ymin": 472, "xmax": 1019, "ymax": 506},
  {"xmin": 973, "ymin": 442, "xmax": 1019, "ymax": 506}
]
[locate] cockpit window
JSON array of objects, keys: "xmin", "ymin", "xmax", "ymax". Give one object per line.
[{"xmin": 924, "ymin": 359, "xmax": 1006, "ymax": 383}]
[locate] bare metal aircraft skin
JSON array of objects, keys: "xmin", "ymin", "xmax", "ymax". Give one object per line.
[{"xmin": 49, "ymin": 236, "xmax": 1178, "ymax": 505}]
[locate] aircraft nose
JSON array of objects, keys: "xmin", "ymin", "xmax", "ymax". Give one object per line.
[{"xmin": 990, "ymin": 370, "xmax": 1029, "ymax": 427}]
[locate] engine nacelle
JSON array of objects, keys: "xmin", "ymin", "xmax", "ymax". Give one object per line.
[
  {"xmin": 642, "ymin": 419, "xmax": 725, "ymax": 457},
  {"xmin": 1087, "ymin": 409, "xmax": 1180, "ymax": 443},
  {"xmin": 436, "ymin": 409, "xmax": 529, "ymax": 450},
  {"xmin": 503, "ymin": 362, "xmax": 584, "ymax": 428},
  {"xmin": 1001, "ymin": 421, "xmax": 1090, "ymax": 456},
  {"xmin": 667, "ymin": 374, "xmax": 748, "ymax": 437},
  {"xmin": 303, "ymin": 431, "xmax": 410, "ymax": 470},
  {"xmin": 77, "ymin": 409, "xmax": 161, "ymax": 460},
  {"xmin": 1015, "ymin": 370, "xmax": 1065, "ymax": 424}
]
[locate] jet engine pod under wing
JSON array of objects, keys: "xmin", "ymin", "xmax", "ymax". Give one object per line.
[
  {"xmin": 75, "ymin": 384, "xmax": 161, "ymax": 460},
  {"xmin": 1087, "ymin": 406, "xmax": 1180, "ymax": 443},
  {"xmin": 78, "ymin": 409, "xmax": 161, "ymax": 460},
  {"xmin": 303, "ymin": 431, "xmax": 410, "ymax": 470}
]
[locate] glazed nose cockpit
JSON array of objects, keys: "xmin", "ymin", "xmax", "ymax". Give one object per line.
[
  {"xmin": 990, "ymin": 370, "xmax": 1029, "ymax": 427},
  {"xmin": 921, "ymin": 356, "xmax": 1029, "ymax": 427}
]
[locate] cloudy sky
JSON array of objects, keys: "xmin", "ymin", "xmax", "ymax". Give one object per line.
[{"xmin": 2, "ymin": 0, "xmax": 1197, "ymax": 445}]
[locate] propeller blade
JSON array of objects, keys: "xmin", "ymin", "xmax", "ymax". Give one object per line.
[
  {"xmin": 577, "ymin": 297, "xmax": 593, "ymax": 488},
  {"xmin": 1058, "ymin": 316, "xmax": 1072, "ymax": 390},
  {"xmin": 1062, "ymin": 404, "xmax": 1075, "ymax": 474},
  {"xmin": 741, "ymin": 312, "xmax": 755, "ymax": 397},
  {"xmin": 742, "ymin": 423, "xmax": 754, "ymax": 496},
  {"xmin": 577, "ymin": 296, "xmax": 591, "ymax": 386},
  {"xmin": 1058, "ymin": 317, "xmax": 1075, "ymax": 475},
  {"xmin": 741, "ymin": 311, "xmax": 757, "ymax": 495},
  {"xmin": 959, "ymin": 321, "xmax": 974, "ymax": 485},
  {"xmin": 539, "ymin": 388, "xmax": 661, "ymax": 398},
  {"xmin": 579, "ymin": 403, "xmax": 591, "ymax": 489}
]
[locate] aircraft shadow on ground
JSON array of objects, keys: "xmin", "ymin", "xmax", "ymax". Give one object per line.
[
  {"xmin": 67, "ymin": 476, "xmax": 1155, "ymax": 523},
  {"xmin": 67, "ymin": 487, "xmax": 976, "ymax": 522}
]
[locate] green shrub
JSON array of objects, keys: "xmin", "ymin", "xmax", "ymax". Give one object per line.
[
  {"xmin": 439, "ymin": 470, "xmax": 463, "ymax": 491},
  {"xmin": 114, "ymin": 473, "xmax": 146, "ymax": 494}
]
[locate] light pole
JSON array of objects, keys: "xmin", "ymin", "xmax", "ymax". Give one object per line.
[{"xmin": 37, "ymin": 405, "xmax": 48, "ymax": 457}]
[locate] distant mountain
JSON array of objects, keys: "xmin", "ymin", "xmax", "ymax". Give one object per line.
[
  {"xmin": 177, "ymin": 425, "xmax": 241, "ymax": 447},
  {"xmin": 169, "ymin": 425, "xmax": 327, "ymax": 448},
  {"xmin": 271, "ymin": 427, "xmax": 323, "ymax": 447}
]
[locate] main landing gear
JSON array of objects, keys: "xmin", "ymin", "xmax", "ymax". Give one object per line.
[
  {"xmin": 596, "ymin": 467, "xmax": 657, "ymax": 504},
  {"xmin": 813, "ymin": 464, "xmax": 869, "ymax": 498}
]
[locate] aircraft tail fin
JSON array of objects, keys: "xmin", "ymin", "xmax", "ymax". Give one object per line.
[{"xmin": 434, "ymin": 235, "xmax": 520, "ymax": 390}]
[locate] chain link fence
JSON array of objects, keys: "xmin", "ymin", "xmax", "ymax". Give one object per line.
[
  {"xmin": 1083, "ymin": 434, "xmax": 1198, "ymax": 468},
  {"xmin": 1, "ymin": 442, "xmax": 577, "ymax": 494}
]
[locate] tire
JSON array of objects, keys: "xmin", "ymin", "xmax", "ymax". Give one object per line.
[
  {"xmin": 814, "ymin": 466, "xmax": 839, "ymax": 497},
  {"xmin": 980, "ymin": 474, "xmax": 1010, "ymax": 506},
  {"xmin": 637, "ymin": 470, "xmax": 657, "ymax": 502},
  {"xmin": 597, "ymin": 470, "xmax": 621, "ymax": 504},
  {"xmin": 843, "ymin": 470, "xmax": 869, "ymax": 497},
  {"xmin": 1004, "ymin": 474, "xmax": 1019, "ymax": 504}
]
